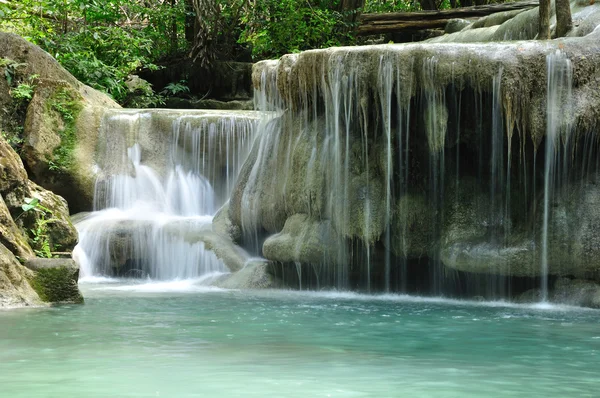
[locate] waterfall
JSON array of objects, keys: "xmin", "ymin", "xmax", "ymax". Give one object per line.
[
  {"xmin": 75, "ymin": 109, "xmax": 262, "ymax": 280},
  {"xmin": 236, "ymin": 42, "xmax": 600, "ymax": 298},
  {"xmin": 541, "ymin": 51, "xmax": 573, "ymax": 301}
]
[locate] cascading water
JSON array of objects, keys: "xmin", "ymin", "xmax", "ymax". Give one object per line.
[
  {"xmin": 541, "ymin": 51, "xmax": 573, "ymax": 301},
  {"xmin": 74, "ymin": 109, "xmax": 261, "ymax": 280},
  {"xmin": 235, "ymin": 40, "xmax": 600, "ymax": 300}
]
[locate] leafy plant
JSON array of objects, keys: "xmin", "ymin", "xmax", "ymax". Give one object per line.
[
  {"xmin": 10, "ymin": 83, "xmax": 34, "ymax": 101},
  {"xmin": 10, "ymin": 74, "xmax": 39, "ymax": 103},
  {"xmin": 17, "ymin": 197, "xmax": 56, "ymax": 258},
  {"xmin": 1, "ymin": 129, "xmax": 24, "ymax": 150},
  {"xmin": 0, "ymin": 0, "xmax": 190, "ymax": 104},
  {"xmin": 1, "ymin": 59, "xmax": 27, "ymax": 86},
  {"xmin": 239, "ymin": 0, "xmax": 356, "ymax": 59},
  {"xmin": 161, "ymin": 80, "xmax": 190, "ymax": 96}
]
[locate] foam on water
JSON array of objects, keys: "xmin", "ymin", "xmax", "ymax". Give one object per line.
[{"xmin": 83, "ymin": 273, "xmax": 229, "ymax": 293}]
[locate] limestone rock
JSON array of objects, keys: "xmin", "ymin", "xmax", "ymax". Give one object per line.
[
  {"xmin": 0, "ymin": 243, "xmax": 41, "ymax": 308},
  {"xmin": 214, "ymin": 260, "xmax": 283, "ymax": 289},
  {"xmin": 25, "ymin": 258, "xmax": 83, "ymax": 304},
  {"xmin": 213, "ymin": 203, "xmax": 241, "ymax": 242},
  {"xmin": 5, "ymin": 180, "xmax": 78, "ymax": 254},
  {"xmin": 262, "ymin": 214, "xmax": 342, "ymax": 265},
  {"xmin": 552, "ymin": 278, "xmax": 600, "ymax": 308},
  {"xmin": 0, "ymin": 32, "xmax": 120, "ymax": 213},
  {"xmin": 0, "ymin": 138, "xmax": 27, "ymax": 196},
  {"xmin": 0, "ymin": 194, "xmax": 34, "ymax": 260},
  {"xmin": 387, "ymin": 194, "xmax": 434, "ymax": 258},
  {"xmin": 445, "ymin": 19, "xmax": 471, "ymax": 34}
]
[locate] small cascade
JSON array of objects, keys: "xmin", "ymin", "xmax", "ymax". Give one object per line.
[
  {"xmin": 541, "ymin": 51, "xmax": 573, "ymax": 301},
  {"xmin": 75, "ymin": 109, "xmax": 262, "ymax": 280}
]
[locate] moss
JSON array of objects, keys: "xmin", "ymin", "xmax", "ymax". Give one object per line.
[
  {"xmin": 28, "ymin": 266, "xmax": 83, "ymax": 304},
  {"xmin": 47, "ymin": 87, "xmax": 83, "ymax": 172}
]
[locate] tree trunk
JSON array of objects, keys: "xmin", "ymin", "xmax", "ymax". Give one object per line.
[
  {"xmin": 538, "ymin": 0, "xmax": 551, "ymax": 39},
  {"xmin": 555, "ymin": 0, "xmax": 573, "ymax": 37},
  {"xmin": 184, "ymin": 0, "xmax": 195, "ymax": 48}
]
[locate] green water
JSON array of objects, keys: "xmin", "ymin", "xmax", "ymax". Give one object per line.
[{"xmin": 1, "ymin": 280, "xmax": 599, "ymax": 398}]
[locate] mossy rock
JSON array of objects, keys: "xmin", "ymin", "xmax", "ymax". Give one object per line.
[
  {"xmin": 1, "ymin": 33, "xmax": 120, "ymax": 213},
  {"xmin": 25, "ymin": 258, "xmax": 83, "ymax": 304}
]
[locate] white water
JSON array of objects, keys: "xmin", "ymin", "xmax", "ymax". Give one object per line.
[
  {"xmin": 541, "ymin": 51, "xmax": 573, "ymax": 301},
  {"xmin": 75, "ymin": 110, "xmax": 262, "ymax": 280}
]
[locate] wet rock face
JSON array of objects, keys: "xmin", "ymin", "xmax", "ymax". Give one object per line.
[
  {"xmin": 517, "ymin": 278, "xmax": 600, "ymax": 308},
  {"xmin": 228, "ymin": 2, "xmax": 600, "ymax": 297},
  {"xmin": 262, "ymin": 214, "xmax": 342, "ymax": 265}
]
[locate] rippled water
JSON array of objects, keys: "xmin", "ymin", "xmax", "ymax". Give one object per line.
[{"xmin": 1, "ymin": 280, "xmax": 599, "ymax": 397}]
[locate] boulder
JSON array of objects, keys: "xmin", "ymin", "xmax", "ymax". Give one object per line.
[
  {"xmin": 0, "ymin": 194, "xmax": 34, "ymax": 260},
  {"xmin": 516, "ymin": 278, "xmax": 600, "ymax": 309},
  {"xmin": 262, "ymin": 214, "xmax": 343, "ymax": 265},
  {"xmin": 0, "ymin": 243, "xmax": 41, "ymax": 308},
  {"xmin": 5, "ymin": 180, "xmax": 78, "ymax": 255},
  {"xmin": 25, "ymin": 258, "xmax": 83, "ymax": 304},
  {"xmin": 214, "ymin": 260, "xmax": 284, "ymax": 289},
  {"xmin": 0, "ymin": 137, "xmax": 27, "ymax": 196},
  {"xmin": 230, "ymin": 113, "xmax": 388, "ymax": 247},
  {"xmin": 0, "ymin": 32, "xmax": 120, "ymax": 213},
  {"xmin": 212, "ymin": 203, "xmax": 241, "ymax": 242},
  {"xmin": 552, "ymin": 278, "xmax": 600, "ymax": 308},
  {"xmin": 0, "ymin": 120, "xmax": 77, "ymax": 257}
]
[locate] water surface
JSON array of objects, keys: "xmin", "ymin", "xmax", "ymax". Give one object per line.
[{"xmin": 1, "ymin": 280, "xmax": 599, "ymax": 397}]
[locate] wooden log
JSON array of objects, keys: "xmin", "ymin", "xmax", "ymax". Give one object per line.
[{"xmin": 358, "ymin": 0, "xmax": 539, "ymax": 35}]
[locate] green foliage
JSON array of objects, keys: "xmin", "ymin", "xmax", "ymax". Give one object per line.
[
  {"xmin": 1, "ymin": 59, "xmax": 27, "ymax": 86},
  {"xmin": 123, "ymin": 79, "xmax": 166, "ymax": 108},
  {"xmin": 1, "ymin": 129, "xmax": 23, "ymax": 150},
  {"xmin": 0, "ymin": 59, "xmax": 35, "ymax": 152},
  {"xmin": 10, "ymin": 74, "xmax": 39, "ymax": 103},
  {"xmin": 17, "ymin": 197, "xmax": 56, "ymax": 258},
  {"xmin": 47, "ymin": 88, "xmax": 82, "ymax": 171},
  {"xmin": 161, "ymin": 80, "xmax": 190, "ymax": 96},
  {"xmin": 10, "ymin": 82, "xmax": 35, "ymax": 102},
  {"xmin": 1, "ymin": 0, "xmax": 186, "ymax": 103},
  {"xmin": 363, "ymin": 0, "xmax": 420, "ymax": 12},
  {"xmin": 239, "ymin": 0, "xmax": 356, "ymax": 59}
]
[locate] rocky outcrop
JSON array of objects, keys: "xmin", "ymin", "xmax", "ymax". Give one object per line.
[
  {"xmin": 0, "ymin": 128, "xmax": 78, "ymax": 256},
  {"xmin": 440, "ymin": 180, "xmax": 600, "ymax": 280},
  {"xmin": 25, "ymin": 258, "xmax": 83, "ymax": 304},
  {"xmin": 0, "ymin": 243, "xmax": 41, "ymax": 308},
  {"xmin": 214, "ymin": 260, "xmax": 284, "ymax": 289},
  {"xmin": 0, "ymin": 194, "xmax": 34, "ymax": 260},
  {"xmin": 224, "ymin": 2, "xmax": 600, "ymax": 301},
  {"xmin": 518, "ymin": 278, "xmax": 600, "ymax": 308},
  {"xmin": 262, "ymin": 214, "xmax": 343, "ymax": 265},
  {"xmin": 0, "ymin": 32, "xmax": 120, "ymax": 212},
  {"xmin": 0, "ymin": 77, "xmax": 82, "ymax": 306}
]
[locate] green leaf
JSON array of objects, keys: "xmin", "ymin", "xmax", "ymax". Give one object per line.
[{"xmin": 21, "ymin": 197, "xmax": 40, "ymax": 212}]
